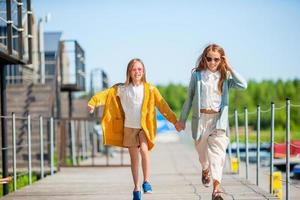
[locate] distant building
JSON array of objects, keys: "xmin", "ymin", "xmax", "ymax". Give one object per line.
[
  {"xmin": 44, "ymin": 32, "xmax": 63, "ymax": 83},
  {"xmin": 0, "ymin": 0, "xmax": 34, "ymax": 195}
]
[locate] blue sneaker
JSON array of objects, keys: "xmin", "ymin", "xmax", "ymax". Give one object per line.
[
  {"xmin": 133, "ymin": 191, "xmax": 142, "ymax": 200},
  {"xmin": 142, "ymin": 181, "xmax": 153, "ymax": 193}
]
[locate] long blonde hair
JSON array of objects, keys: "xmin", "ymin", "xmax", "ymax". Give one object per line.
[
  {"xmin": 194, "ymin": 44, "xmax": 229, "ymax": 94},
  {"xmin": 125, "ymin": 58, "xmax": 147, "ymax": 86}
]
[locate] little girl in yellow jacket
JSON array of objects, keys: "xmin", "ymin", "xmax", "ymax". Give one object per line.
[{"xmin": 87, "ymin": 58, "xmax": 181, "ymax": 200}]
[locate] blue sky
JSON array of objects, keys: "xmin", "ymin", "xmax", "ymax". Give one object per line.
[{"xmin": 33, "ymin": 0, "xmax": 300, "ymax": 89}]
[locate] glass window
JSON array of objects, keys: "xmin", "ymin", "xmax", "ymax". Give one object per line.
[
  {"xmin": 45, "ymin": 52, "xmax": 56, "ymax": 61},
  {"xmin": 45, "ymin": 64, "xmax": 55, "ymax": 76},
  {"xmin": 0, "ymin": 0, "xmax": 7, "ymax": 47}
]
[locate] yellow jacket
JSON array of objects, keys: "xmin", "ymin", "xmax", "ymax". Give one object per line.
[{"xmin": 88, "ymin": 82, "xmax": 177, "ymax": 150}]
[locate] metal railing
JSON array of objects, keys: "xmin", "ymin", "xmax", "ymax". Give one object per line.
[
  {"xmin": 0, "ymin": 113, "xmax": 102, "ymax": 194},
  {"xmin": 5, "ymin": 74, "xmax": 57, "ymax": 85},
  {"xmin": 229, "ymin": 98, "xmax": 300, "ymax": 200},
  {"xmin": 0, "ymin": 114, "xmax": 55, "ymax": 191},
  {"xmin": 0, "ymin": 111, "xmax": 130, "ymax": 196},
  {"xmin": 58, "ymin": 118, "xmax": 128, "ymax": 167}
]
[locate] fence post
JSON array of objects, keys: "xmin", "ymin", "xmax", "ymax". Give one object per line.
[
  {"xmin": 71, "ymin": 120, "xmax": 77, "ymax": 165},
  {"xmin": 244, "ymin": 107, "xmax": 249, "ymax": 180},
  {"xmin": 39, "ymin": 116, "xmax": 44, "ymax": 178},
  {"xmin": 270, "ymin": 102, "xmax": 275, "ymax": 194},
  {"xmin": 81, "ymin": 121, "xmax": 87, "ymax": 159},
  {"xmin": 27, "ymin": 114, "xmax": 32, "ymax": 185},
  {"xmin": 234, "ymin": 109, "xmax": 240, "ymax": 174},
  {"xmin": 50, "ymin": 117, "xmax": 54, "ymax": 175},
  {"xmin": 256, "ymin": 105, "xmax": 261, "ymax": 186},
  {"xmin": 85, "ymin": 121, "xmax": 90, "ymax": 158},
  {"xmin": 286, "ymin": 98, "xmax": 290, "ymax": 200},
  {"xmin": 92, "ymin": 127, "xmax": 95, "ymax": 166},
  {"xmin": 12, "ymin": 113, "xmax": 17, "ymax": 191}
]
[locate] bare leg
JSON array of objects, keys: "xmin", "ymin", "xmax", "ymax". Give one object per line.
[
  {"xmin": 213, "ymin": 180, "xmax": 220, "ymax": 191},
  {"xmin": 139, "ymin": 131, "xmax": 150, "ymax": 182},
  {"xmin": 129, "ymin": 147, "xmax": 140, "ymax": 191}
]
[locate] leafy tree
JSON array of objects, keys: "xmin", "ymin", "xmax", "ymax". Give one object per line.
[{"xmin": 156, "ymin": 79, "xmax": 300, "ymax": 131}]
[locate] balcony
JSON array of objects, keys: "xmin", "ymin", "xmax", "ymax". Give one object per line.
[
  {"xmin": 0, "ymin": 0, "xmax": 32, "ymax": 65},
  {"xmin": 60, "ymin": 40, "xmax": 85, "ymax": 92}
]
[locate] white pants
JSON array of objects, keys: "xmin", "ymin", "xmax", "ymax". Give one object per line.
[{"xmin": 194, "ymin": 113, "xmax": 229, "ymax": 183}]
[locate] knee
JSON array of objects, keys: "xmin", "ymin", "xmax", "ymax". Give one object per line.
[{"xmin": 140, "ymin": 146, "xmax": 149, "ymax": 157}]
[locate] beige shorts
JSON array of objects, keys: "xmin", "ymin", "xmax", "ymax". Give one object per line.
[{"xmin": 123, "ymin": 127, "xmax": 145, "ymax": 147}]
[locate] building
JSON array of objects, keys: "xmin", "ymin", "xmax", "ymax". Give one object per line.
[{"xmin": 0, "ymin": 0, "xmax": 33, "ymax": 195}]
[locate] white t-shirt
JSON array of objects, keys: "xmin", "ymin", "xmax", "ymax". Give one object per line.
[
  {"xmin": 200, "ymin": 70, "xmax": 222, "ymax": 112},
  {"xmin": 117, "ymin": 83, "xmax": 144, "ymax": 128}
]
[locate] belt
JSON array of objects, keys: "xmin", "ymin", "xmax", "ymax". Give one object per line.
[{"xmin": 200, "ymin": 109, "xmax": 220, "ymax": 114}]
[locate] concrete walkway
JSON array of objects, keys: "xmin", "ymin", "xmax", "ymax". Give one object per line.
[{"xmin": 1, "ymin": 133, "xmax": 278, "ymax": 200}]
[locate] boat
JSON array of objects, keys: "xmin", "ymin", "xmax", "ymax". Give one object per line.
[{"xmin": 274, "ymin": 140, "xmax": 300, "ymax": 158}]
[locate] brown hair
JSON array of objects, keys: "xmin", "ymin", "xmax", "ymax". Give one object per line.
[
  {"xmin": 125, "ymin": 58, "xmax": 147, "ymax": 86},
  {"xmin": 194, "ymin": 44, "xmax": 229, "ymax": 94}
]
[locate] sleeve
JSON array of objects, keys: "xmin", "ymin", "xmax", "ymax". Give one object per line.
[
  {"xmin": 179, "ymin": 72, "xmax": 196, "ymax": 123},
  {"xmin": 87, "ymin": 88, "xmax": 111, "ymax": 109},
  {"xmin": 228, "ymin": 69, "xmax": 247, "ymax": 89},
  {"xmin": 153, "ymin": 86, "xmax": 177, "ymax": 125}
]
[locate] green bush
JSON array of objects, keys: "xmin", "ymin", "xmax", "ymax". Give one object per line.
[
  {"xmin": 156, "ymin": 79, "xmax": 300, "ymax": 137},
  {"xmin": 0, "ymin": 172, "xmax": 38, "ymax": 196}
]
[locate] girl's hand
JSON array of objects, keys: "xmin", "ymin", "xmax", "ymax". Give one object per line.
[
  {"xmin": 87, "ymin": 105, "xmax": 95, "ymax": 114},
  {"xmin": 222, "ymin": 56, "xmax": 233, "ymax": 72},
  {"xmin": 175, "ymin": 122, "xmax": 185, "ymax": 132}
]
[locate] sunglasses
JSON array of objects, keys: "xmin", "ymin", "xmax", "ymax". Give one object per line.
[{"xmin": 206, "ymin": 57, "xmax": 221, "ymax": 63}]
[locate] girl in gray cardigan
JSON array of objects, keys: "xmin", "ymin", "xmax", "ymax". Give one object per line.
[{"xmin": 179, "ymin": 44, "xmax": 247, "ymax": 200}]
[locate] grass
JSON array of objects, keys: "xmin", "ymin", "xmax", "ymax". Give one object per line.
[
  {"xmin": 229, "ymin": 128, "xmax": 300, "ymax": 144},
  {"xmin": 0, "ymin": 172, "xmax": 38, "ymax": 196}
]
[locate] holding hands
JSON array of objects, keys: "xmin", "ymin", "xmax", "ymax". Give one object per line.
[{"xmin": 175, "ymin": 121, "xmax": 185, "ymax": 132}]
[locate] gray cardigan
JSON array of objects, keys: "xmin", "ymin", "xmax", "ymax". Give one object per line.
[{"xmin": 179, "ymin": 69, "xmax": 247, "ymax": 140}]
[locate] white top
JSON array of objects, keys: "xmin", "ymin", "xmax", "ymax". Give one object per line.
[
  {"xmin": 117, "ymin": 83, "xmax": 144, "ymax": 128},
  {"xmin": 200, "ymin": 70, "xmax": 222, "ymax": 112}
]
